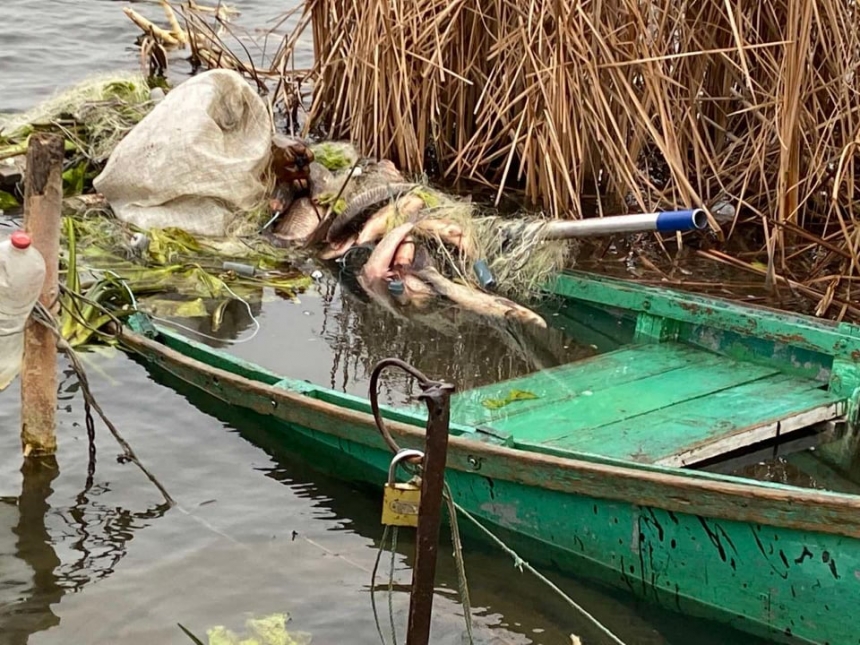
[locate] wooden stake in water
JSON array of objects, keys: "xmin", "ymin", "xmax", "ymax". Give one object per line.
[{"xmin": 21, "ymin": 132, "xmax": 64, "ymax": 457}]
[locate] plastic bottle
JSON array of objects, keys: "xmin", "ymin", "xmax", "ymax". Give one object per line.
[{"xmin": 0, "ymin": 231, "xmax": 47, "ymax": 391}]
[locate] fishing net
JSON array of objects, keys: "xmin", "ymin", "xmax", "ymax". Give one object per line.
[
  {"xmin": 0, "ymin": 72, "xmax": 153, "ymax": 164},
  {"xmin": 94, "ymin": 69, "xmax": 274, "ymax": 238},
  {"xmin": 414, "ymin": 194, "xmax": 570, "ymax": 301},
  {"xmin": 339, "ymin": 179, "xmax": 571, "ymax": 301}
]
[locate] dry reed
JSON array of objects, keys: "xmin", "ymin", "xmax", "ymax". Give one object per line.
[{"xmin": 273, "ymin": 0, "xmax": 860, "ymax": 322}]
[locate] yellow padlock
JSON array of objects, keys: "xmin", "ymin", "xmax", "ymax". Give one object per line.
[{"xmin": 381, "ymin": 449, "xmax": 424, "ymax": 527}]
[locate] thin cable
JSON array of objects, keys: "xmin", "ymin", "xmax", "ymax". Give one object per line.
[
  {"xmin": 32, "ymin": 302, "xmax": 175, "ymax": 507},
  {"xmin": 388, "ymin": 526, "xmax": 399, "ymax": 645},
  {"xmin": 147, "ymin": 279, "xmax": 261, "ymax": 345},
  {"xmin": 371, "ymin": 525, "xmax": 392, "ymax": 645},
  {"xmin": 450, "ymin": 498, "xmax": 628, "ymax": 645},
  {"xmin": 443, "ymin": 482, "xmax": 474, "ymax": 644}
]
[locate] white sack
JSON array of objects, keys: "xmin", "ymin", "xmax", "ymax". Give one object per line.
[{"xmin": 94, "ymin": 69, "xmax": 272, "ymax": 237}]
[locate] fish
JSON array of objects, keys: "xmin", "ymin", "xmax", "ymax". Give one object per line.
[
  {"xmin": 360, "ymin": 222, "xmax": 415, "ymax": 281},
  {"xmin": 356, "ymin": 194, "xmax": 425, "ymax": 246},
  {"xmin": 265, "ymin": 162, "xmax": 337, "ymax": 245},
  {"xmin": 415, "ymin": 266, "xmax": 547, "ymax": 328},
  {"xmin": 392, "ymin": 234, "xmax": 416, "ymax": 269},
  {"xmin": 326, "ymin": 183, "xmax": 417, "ymax": 242},
  {"xmin": 414, "ymin": 217, "xmax": 475, "ymax": 256},
  {"xmin": 271, "ymin": 196, "xmax": 322, "ymax": 244},
  {"xmin": 319, "ymin": 234, "xmax": 357, "ymax": 260}
]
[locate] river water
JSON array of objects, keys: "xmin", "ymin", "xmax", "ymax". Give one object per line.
[{"xmin": 0, "ymin": 2, "xmax": 780, "ymax": 644}]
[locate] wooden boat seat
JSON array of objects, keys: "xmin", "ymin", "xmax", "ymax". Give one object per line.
[{"xmin": 450, "ymin": 342, "xmax": 845, "ymax": 467}]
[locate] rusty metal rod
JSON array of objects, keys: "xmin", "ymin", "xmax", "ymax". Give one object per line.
[{"xmin": 406, "ymin": 381, "xmax": 454, "ymax": 645}]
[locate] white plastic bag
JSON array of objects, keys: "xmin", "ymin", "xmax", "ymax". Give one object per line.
[
  {"xmin": 0, "ymin": 231, "xmax": 47, "ymax": 391},
  {"xmin": 94, "ymin": 69, "xmax": 272, "ymax": 237}
]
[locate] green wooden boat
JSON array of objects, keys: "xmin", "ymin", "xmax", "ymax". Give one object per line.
[{"xmin": 118, "ymin": 270, "xmax": 860, "ymax": 645}]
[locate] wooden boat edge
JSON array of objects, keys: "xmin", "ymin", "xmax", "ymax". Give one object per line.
[{"xmin": 118, "ymin": 324, "xmax": 860, "ymax": 541}]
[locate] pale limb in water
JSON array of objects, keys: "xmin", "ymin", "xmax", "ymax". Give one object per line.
[
  {"xmin": 326, "ymin": 183, "xmax": 417, "ymax": 242},
  {"xmin": 319, "ymin": 234, "xmax": 356, "ymax": 260},
  {"xmin": 414, "ymin": 217, "xmax": 476, "ymax": 257},
  {"xmin": 392, "ymin": 234, "xmax": 416, "ymax": 269}
]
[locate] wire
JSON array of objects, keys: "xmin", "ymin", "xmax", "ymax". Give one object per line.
[
  {"xmin": 144, "ymin": 280, "xmax": 262, "ymax": 345},
  {"xmin": 31, "ymin": 301, "xmax": 175, "ymax": 507},
  {"xmin": 371, "ymin": 525, "xmax": 393, "ymax": 645},
  {"xmin": 443, "ymin": 482, "xmax": 474, "ymax": 644}
]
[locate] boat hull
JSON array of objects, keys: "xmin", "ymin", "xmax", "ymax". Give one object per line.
[{"xmin": 122, "ymin": 328, "xmax": 860, "ymax": 645}]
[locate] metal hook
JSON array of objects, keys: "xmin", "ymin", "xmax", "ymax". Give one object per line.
[{"xmin": 369, "ymin": 357, "xmax": 453, "ymax": 459}]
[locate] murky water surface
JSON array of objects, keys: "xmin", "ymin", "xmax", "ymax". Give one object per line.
[{"xmin": 0, "ymin": 2, "xmax": 820, "ymax": 644}]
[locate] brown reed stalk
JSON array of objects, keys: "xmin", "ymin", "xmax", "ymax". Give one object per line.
[{"xmin": 270, "ymin": 0, "xmax": 860, "ymax": 321}]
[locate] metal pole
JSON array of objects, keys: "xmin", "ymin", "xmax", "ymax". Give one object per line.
[
  {"xmin": 506, "ymin": 208, "xmax": 708, "ymax": 241},
  {"xmin": 406, "ymin": 381, "xmax": 454, "ymax": 645},
  {"xmin": 21, "ymin": 132, "xmax": 64, "ymax": 457}
]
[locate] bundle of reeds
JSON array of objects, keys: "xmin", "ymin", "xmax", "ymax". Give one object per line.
[{"xmin": 279, "ymin": 0, "xmax": 860, "ymax": 321}]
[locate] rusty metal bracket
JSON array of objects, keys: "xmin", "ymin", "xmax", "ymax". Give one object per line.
[
  {"xmin": 368, "ymin": 357, "xmax": 456, "ymax": 645},
  {"xmin": 369, "ymin": 357, "xmax": 454, "ymax": 457}
]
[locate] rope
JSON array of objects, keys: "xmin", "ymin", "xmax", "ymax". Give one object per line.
[
  {"xmin": 32, "ymin": 301, "xmax": 175, "ymax": 507},
  {"xmin": 371, "ymin": 525, "xmax": 394, "ymax": 645},
  {"xmin": 447, "ymin": 497, "xmax": 627, "ymax": 645},
  {"xmin": 388, "ymin": 526, "xmax": 399, "ymax": 645},
  {"xmin": 443, "ymin": 482, "xmax": 474, "ymax": 644}
]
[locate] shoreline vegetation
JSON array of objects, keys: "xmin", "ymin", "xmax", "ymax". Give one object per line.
[{"xmin": 4, "ymin": 0, "xmax": 860, "ymax": 324}]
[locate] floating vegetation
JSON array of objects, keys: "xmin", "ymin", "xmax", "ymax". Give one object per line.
[
  {"xmin": 481, "ymin": 389, "xmax": 539, "ymax": 410},
  {"xmin": 0, "ymin": 73, "xmax": 155, "ymax": 208},
  {"xmin": 57, "ymin": 214, "xmax": 311, "ymax": 349},
  {"xmin": 179, "ymin": 613, "xmax": 312, "ymax": 645},
  {"xmin": 0, "ymin": 73, "xmax": 153, "ymax": 164}
]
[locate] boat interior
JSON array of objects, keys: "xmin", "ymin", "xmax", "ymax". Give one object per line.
[
  {"xmin": 439, "ymin": 270, "xmax": 855, "ymax": 487},
  {"xmin": 140, "ymin": 268, "xmax": 860, "ymax": 494}
]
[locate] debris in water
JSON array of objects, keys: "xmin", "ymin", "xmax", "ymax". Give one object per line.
[
  {"xmin": 198, "ymin": 613, "xmax": 312, "ymax": 645},
  {"xmin": 481, "ymin": 389, "xmax": 539, "ymax": 410}
]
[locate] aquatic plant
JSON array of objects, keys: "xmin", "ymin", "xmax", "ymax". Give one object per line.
[
  {"xmin": 179, "ymin": 614, "xmax": 312, "ymax": 645},
  {"xmin": 0, "ymin": 73, "xmax": 156, "ymax": 209},
  {"xmin": 57, "ymin": 214, "xmax": 312, "ymax": 348}
]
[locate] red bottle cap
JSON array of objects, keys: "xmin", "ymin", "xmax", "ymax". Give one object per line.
[{"xmin": 10, "ymin": 231, "xmax": 31, "ymax": 249}]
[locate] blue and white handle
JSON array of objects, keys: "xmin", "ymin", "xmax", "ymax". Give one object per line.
[{"xmin": 539, "ymin": 208, "xmax": 708, "ymax": 240}]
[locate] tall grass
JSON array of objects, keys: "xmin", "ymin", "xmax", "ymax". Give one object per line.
[{"xmin": 276, "ymin": 0, "xmax": 860, "ymax": 320}]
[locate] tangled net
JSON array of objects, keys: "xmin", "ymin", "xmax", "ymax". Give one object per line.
[{"xmin": 0, "ymin": 72, "xmax": 154, "ymax": 164}]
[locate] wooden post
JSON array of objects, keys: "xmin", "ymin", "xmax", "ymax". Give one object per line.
[{"xmin": 20, "ymin": 132, "xmax": 64, "ymax": 458}]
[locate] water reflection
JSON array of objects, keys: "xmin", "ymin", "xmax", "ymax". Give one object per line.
[
  {"xmin": 0, "ymin": 369, "xmax": 171, "ymax": 645},
  {"xmin": 1, "ymin": 460, "xmax": 171, "ymax": 645},
  {"xmin": 325, "ymin": 267, "xmax": 591, "ymax": 402},
  {"xmin": 2, "ymin": 458, "xmax": 63, "ymax": 645},
  {"xmin": 147, "ymin": 365, "xmax": 773, "ymax": 645},
  {"xmin": 168, "ymin": 262, "xmax": 599, "ymax": 407}
]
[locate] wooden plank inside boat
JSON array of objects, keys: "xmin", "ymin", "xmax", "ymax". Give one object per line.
[{"xmin": 453, "ymin": 341, "xmax": 845, "ymax": 467}]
